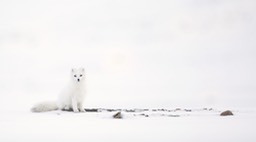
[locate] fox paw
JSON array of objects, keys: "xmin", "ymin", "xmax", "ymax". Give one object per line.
[{"xmin": 80, "ymin": 109, "xmax": 85, "ymax": 112}]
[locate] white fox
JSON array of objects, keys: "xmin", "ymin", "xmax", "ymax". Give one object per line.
[{"xmin": 31, "ymin": 68, "xmax": 86, "ymax": 113}]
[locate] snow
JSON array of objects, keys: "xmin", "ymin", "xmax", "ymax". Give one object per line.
[
  {"xmin": 0, "ymin": 108, "xmax": 256, "ymax": 142},
  {"xmin": 1, "ymin": 0, "xmax": 256, "ymax": 141}
]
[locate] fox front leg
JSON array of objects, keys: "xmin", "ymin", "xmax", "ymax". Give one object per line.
[
  {"xmin": 78, "ymin": 102, "xmax": 85, "ymax": 112},
  {"xmin": 72, "ymin": 97, "xmax": 79, "ymax": 113}
]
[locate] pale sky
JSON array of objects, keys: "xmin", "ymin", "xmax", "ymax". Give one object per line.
[{"xmin": 0, "ymin": 0, "xmax": 256, "ymax": 109}]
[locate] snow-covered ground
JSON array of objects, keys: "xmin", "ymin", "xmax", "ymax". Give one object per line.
[
  {"xmin": 0, "ymin": 108, "xmax": 256, "ymax": 142},
  {"xmin": 1, "ymin": 0, "xmax": 256, "ymax": 141}
]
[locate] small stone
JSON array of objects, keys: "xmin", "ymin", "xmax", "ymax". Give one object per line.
[
  {"xmin": 113, "ymin": 112, "xmax": 123, "ymax": 119},
  {"xmin": 175, "ymin": 108, "xmax": 181, "ymax": 111},
  {"xmin": 220, "ymin": 110, "xmax": 233, "ymax": 116},
  {"xmin": 140, "ymin": 113, "xmax": 149, "ymax": 117},
  {"xmin": 184, "ymin": 109, "xmax": 192, "ymax": 112},
  {"xmin": 84, "ymin": 108, "xmax": 98, "ymax": 112}
]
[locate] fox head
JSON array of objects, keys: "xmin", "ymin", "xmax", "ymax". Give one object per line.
[{"xmin": 71, "ymin": 68, "xmax": 85, "ymax": 83}]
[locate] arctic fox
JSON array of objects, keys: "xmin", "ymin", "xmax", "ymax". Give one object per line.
[{"xmin": 31, "ymin": 68, "xmax": 86, "ymax": 113}]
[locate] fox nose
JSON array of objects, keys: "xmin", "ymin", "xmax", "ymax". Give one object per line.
[{"xmin": 77, "ymin": 79, "xmax": 80, "ymax": 82}]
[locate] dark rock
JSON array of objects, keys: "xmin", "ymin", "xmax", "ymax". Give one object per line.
[
  {"xmin": 203, "ymin": 108, "xmax": 213, "ymax": 111},
  {"xmin": 106, "ymin": 109, "xmax": 116, "ymax": 112},
  {"xmin": 84, "ymin": 108, "xmax": 98, "ymax": 112},
  {"xmin": 62, "ymin": 108, "xmax": 73, "ymax": 111},
  {"xmin": 113, "ymin": 112, "xmax": 123, "ymax": 119},
  {"xmin": 125, "ymin": 109, "xmax": 135, "ymax": 112},
  {"xmin": 175, "ymin": 108, "xmax": 181, "ymax": 111},
  {"xmin": 140, "ymin": 113, "xmax": 149, "ymax": 117},
  {"xmin": 220, "ymin": 110, "xmax": 233, "ymax": 116},
  {"xmin": 184, "ymin": 109, "xmax": 192, "ymax": 112}
]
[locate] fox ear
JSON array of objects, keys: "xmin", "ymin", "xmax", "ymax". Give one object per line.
[
  {"xmin": 71, "ymin": 68, "xmax": 75, "ymax": 72},
  {"xmin": 80, "ymin": 68, "xmax": 85, "ymax": 72}
]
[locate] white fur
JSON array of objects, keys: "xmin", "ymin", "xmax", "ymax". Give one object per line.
[
  {"xmin": 31, "ymin": 101, "xmax": 58, "ymax": 112},
  {"xmin": 31, "ymin": 68, "xmax": 86, "ymax": 113}
]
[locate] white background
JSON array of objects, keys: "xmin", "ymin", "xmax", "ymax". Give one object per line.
[
  {"xmin": 1, "ymin": 1, "xmax": 256, "ymax": 142},
  {"xmin": 0, "ymin": 0, "xmax": 256, "ymax": 110}
]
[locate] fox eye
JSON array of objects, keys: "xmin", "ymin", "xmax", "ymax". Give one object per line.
[
  {"xmin": 74, "ymin": 75, "xmax": 77, "ymax": 77},
  {"xmin": 80, "ymin": 74, "xmax": 82, "ymax": 77}
]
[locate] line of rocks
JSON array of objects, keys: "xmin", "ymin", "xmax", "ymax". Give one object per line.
[
  {"xmin": 62, "ymin": 108, "xmax": 233, "ymax": 119},
  {"xmin": 63, "ymin": 108, "xmax": 193, "ymax": 112}
]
